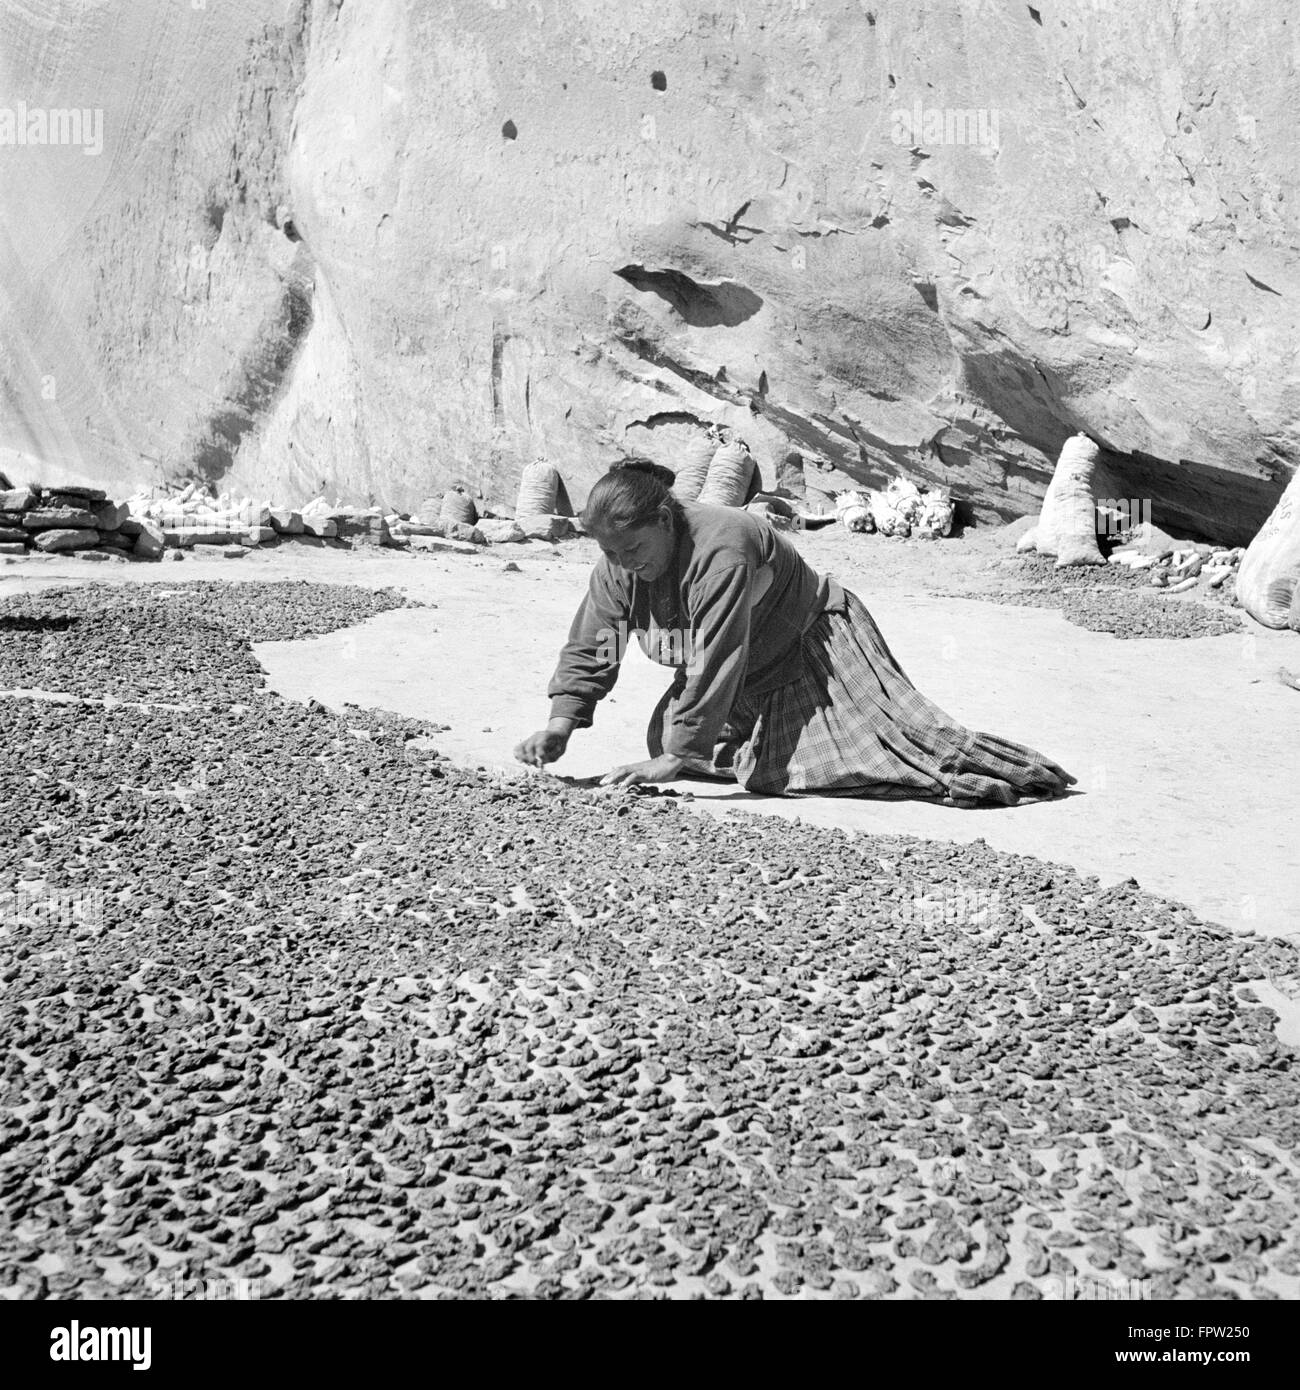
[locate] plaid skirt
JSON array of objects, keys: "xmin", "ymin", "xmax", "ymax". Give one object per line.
[{"xmin": 647, "ymin": 590, "xmax": 1076, "ymax": 807}]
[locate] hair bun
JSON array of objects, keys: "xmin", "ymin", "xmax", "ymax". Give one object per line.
[
  {"xmin": 612, "ymin": 456, "xmax": 676, "ymax": 488},
  {"xmin": 583, "ymin": 454, "xmax": 684, "ymax": 533}
]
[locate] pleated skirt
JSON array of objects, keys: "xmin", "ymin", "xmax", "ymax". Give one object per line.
[{"xmin": 648, "ymin": 590, "xmax": 1076, "ymax": 807}]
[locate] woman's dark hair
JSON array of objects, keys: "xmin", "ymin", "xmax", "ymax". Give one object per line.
[{"xmin": 581, "ymin": 456, "xmax": 683, "ymax": 534}]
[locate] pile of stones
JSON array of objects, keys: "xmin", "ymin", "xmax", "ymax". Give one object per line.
[
  {"xmin": 1, "ymin": 579, "xmax": 1297, "ymax": 1299},
  {"xmin": 0, "ymin": 484, "xmax": 163, "ymax": 563},
  {"xmin": 1, "ymin": 481, "xmax": 580, "ymax": 565},
  {"xmin": 391, "ymin": 491, "xmax": 575, "ymax": 551},
  {"xmin": 1109, "ymin": 543, "xmax": 1244, "ymax": 598}
]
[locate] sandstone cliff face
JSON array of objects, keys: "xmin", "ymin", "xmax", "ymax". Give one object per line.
[{"xmin": 2, "ymin": 0, "xmax": 1297, "ymax": 541}]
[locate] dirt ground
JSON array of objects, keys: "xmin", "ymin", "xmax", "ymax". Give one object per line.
[
  {"xmin": 6, "ymin": 526, "xmax": 1300, "ymax": 1301},
  {"xmin": 5, "ymin": 524, "xmax": 1297, "ymax": 1051}
]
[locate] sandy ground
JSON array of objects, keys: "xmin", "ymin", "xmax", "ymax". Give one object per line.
[
  {"xmin": 6, "ymin": 531, "xmax": 1300, "ymax": 1301},
  {"xmin": 5, "ymin": 527, "xmax": 1298, "ymax": 1044}
]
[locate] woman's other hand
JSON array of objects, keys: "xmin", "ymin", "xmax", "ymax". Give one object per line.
[
  {"xmin": 599, "ymin": 753, "xmax": 684, "ymax": 787},
  {"xmin": 514, "ymin": 725, "xmax": 571, "ymax": 768}
]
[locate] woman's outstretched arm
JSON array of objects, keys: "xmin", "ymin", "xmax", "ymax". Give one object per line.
[
  {"xmin": 545, "ymin": 561, "xmax": 631, "ymax": 730},
  {"xmin": 517, "ymin": 561, "xmax": 631, "ymax": 768}
]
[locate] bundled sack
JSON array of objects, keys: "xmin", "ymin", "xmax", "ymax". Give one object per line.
[
  {"xmin": 439, "ymin": 487, "xmax": 479, "ymax": 526},
  {"xmin": 912, "ymin": 488, "xmax": 955, "ymax": 539},
  {"xmin": 697, "ymin": 439, "xmax": 757, "ymax": 507},
  {"xmin": 834, "ymin": 490, "xmax": 873, "ymax": 533},
  {"xmin": 834, "ymin": 475, "xmax": 954, "ymax": 539},
  {"xmin": 1016, "ymin": 433, "xmax": 1122, "ymax": 567},
  {"xmin": 516, "ymin": 461, "xmax": 560, "ymax": 518},
  {"xmin": 868, "ymin": 477, "xmax": 925, "ymax": 537},
  {"xmin": 671, "ymin": 431, "xmax": 718, "ymax": 503},
  {"xmin": 1236, "ymin": 467, "xmax": 1300, "ymax": 630}
]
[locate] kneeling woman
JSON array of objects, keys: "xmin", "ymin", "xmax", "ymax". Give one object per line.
[{"xmin": 515, "ymin": 459, "xmax": 1075, "ymax": 806}]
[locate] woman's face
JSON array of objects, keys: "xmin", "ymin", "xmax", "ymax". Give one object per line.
[{"xmin": 591, "ymin": 507, "xmax": 676, "ymax": 582}]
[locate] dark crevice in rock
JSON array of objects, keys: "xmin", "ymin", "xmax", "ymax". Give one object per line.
[
  {"xmin": 615, "ymin": 333, "xmax": 863, "ymax": 482},
  {"xmin": 691, "ymin": 200, "xmax": 762, "ymax": 246},
  {"xmin": 1097, "ymin": 447, "xmax": 1286, "ymax": 546},
  {"xmin": 724, "ymin": 200, "xmax": 753, "ymax": 237},
  {"xmin": 627, "ymin": 410, "xmax": 713, "ymax": 432},
  {"xmin": 1245, "ymin": 271, "xmax": 1282, "ymax": 296},
  {"xmin": 204, "ymin": 201, "xmax": 227, "ymax": 245},
  {"xmin": 955, "ymin": 345, "xmax": 1286, "ymax": 541},
  {"xmin": 957, "ymin": 350, "xmax": 1071, "ymax": 457},
  {"xmin": 615, "ymin": 265, "xmax": 763, "ymax": 327},
  {"xmin": 613, "ymin": 334, "xmax": 1041, "ymax": 526},
  {"xmin": 694, "ymin": 221, "xmax": 756, "ymax": 245},
  {"xmin": 616, "ymin": 334, "xmax": 735, "ymax": 402},
  {"xmin": 192, "ymin": 251, "xmax": 315, "ymax": 485},
  {"xmin": 490, "ymin": 328, "xmax": 507, "ymax": 426}
]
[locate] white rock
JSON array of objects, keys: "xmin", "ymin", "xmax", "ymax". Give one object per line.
[{"xmin": 408, "ymin": 534, "xmax": 482, "ymax": 555}]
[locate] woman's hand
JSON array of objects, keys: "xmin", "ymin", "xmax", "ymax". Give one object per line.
[
  {"xmin": 514, "ymin": 724, "xmax": 572, "ymax": 768},
  {"xmin": 599, "ymin": 753, "xmax": 684, "ymax": 787}
]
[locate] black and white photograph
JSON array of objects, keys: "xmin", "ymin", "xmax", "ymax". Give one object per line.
[{"xmin": 0, "ymin": 0, "xmax": 1296, "ymax": 1350}]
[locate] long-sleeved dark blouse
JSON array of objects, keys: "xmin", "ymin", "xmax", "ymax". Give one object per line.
[{"xmin": 547, "ymin": 502, "xmax": 844, "ymax": 760}]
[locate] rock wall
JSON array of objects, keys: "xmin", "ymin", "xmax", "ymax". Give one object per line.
[{"xmin": 2, "ymin": 0, "xmax": 1298, "ymax": 541}]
